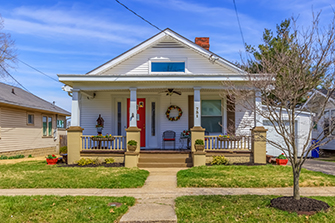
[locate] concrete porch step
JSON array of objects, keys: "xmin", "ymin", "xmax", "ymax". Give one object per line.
[
  {"xmin": 139, "ymin": 157, "xmax": 192, "ymax": 163},
  {"xmin": 137, "ymin": 162, "xmax": 193, "ymax": 168}
]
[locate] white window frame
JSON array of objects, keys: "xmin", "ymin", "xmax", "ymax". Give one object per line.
[
  {"xmin": 200, "ymin": 95, "xmax": 225, "ymax": 134},
  {"xmin": 149, "ymin": 57, "xmax": 187, "ymax": 74}
]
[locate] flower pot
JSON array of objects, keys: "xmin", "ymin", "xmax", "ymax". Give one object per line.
[
  {"xmin": 195, "ymin": 145, "xmax": 205, "ymax": 151},
  {"xmin": 61, "ymin": 153, "xmax": 68, "ymax": 164},
  {"xmin": 96, "ymin": 127, "xmax": 103, "ymax": 134},
  {"xmin": 276, "ymin": 158, "xmax": 288, "ymax": 166},
  {"xmin": 46, "ymin": 158, "xmax": 58, "ymax": 165},
  {"xmin": 91, "ymin": 137, "xmax": 115, "ymax": 141},
  {"xmin": 127, "ymin": 145, "xmax": 137, "ymax": 152}
]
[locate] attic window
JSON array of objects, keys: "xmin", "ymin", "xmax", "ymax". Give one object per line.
[{"xmin": 151, "ymin": 62, "xmax": 185, "ymax": 72}]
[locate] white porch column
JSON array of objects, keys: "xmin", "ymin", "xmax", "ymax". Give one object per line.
[
  {"xmin": 194, "ymin": 87, "xmax": 201, "ymax": 127},
  {"xmin": 129, "ymin": 88, "xmax": 137, "ymax": 127},
  {"xmin": 71, "ymin": 89, "xmax": 80, "ymax": 126},
  {"xmin": 255, "ymin": 90, "xmax": 263, "ymax": 127}
]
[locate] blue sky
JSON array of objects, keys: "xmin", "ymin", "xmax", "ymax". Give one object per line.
[{"xmin": 0, "ymin": 0, "xmax": 334, "ymax": 112}]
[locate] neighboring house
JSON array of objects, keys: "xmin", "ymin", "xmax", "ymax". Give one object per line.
[
  {"xmin": 303, "ymin": 89, "xmax": 335, "ymax": 151},
  {"xmin": 58, "ymin": 28, "xmax": 309, "ymax": 166},
  {"xmin": 0, "ymin": 82, "xmax": 71, "ymax": 157}
]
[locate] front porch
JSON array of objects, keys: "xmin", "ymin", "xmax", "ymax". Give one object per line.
[{"xmin": 66, "ymin": 86, "xmax": 267, "ymax": 167}]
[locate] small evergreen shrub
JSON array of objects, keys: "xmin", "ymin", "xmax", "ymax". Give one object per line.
[
  {"xmin": 105, "ymin": 158, "xmax": 115, "ymax": 164},
  {"xmin": 0, "ymin": 154, "xmax": 24, "ymax": 160},
  {"xmin": 28, "ymin": 154, "xmax": 33, "ymax": 158},
  {"xmin": 76, "ymin": 158, "xmax": 94, "ymax": 166},
  {"xmin": 211, "ymin": 155, "xmax": 230, "ymax": 165},
  {"xmin": 195, "ymin": 139, "xmax": 204, "ymax": 145},
  {"xmin": 127, "ymin": 140, "xmax": 137, "ymax": 146},
  {"xmin": 60, "ymin": 146, "xmax": 67, "ymax": 154}
]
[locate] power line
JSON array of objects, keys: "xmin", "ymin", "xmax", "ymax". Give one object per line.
[
  {"xmin": 233, "ymin": 0, "xmax": 246, "ymax": 49},
  {"xmin": 115, "ymin": 0, "xmax": 163, "ymax": 32},
  {"xmin": 0, "ymin": 48, "xmax": 59, "ymax": 83},
  {"xmin": 0, "ymin": 64, "xmax": 30, "ymax": 92},
  {"xmin": 16, "ymin": 58, "xmax": 59, "ymax": 82}
]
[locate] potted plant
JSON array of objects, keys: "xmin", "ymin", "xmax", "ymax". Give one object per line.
[
  {"xmin": 46, "ymin": 154, "xmax": 58, "ymax": 165},
  {"xmin": 194, "ymin": 139, "xmax": 205, "ymax": 151},
  {"xmin": 127, "ymin": 140, "xmax": 137, "ymax": 152},
  {"xmin": 276, "ymin": 153, "xmax": 288, "ymax": 166}
]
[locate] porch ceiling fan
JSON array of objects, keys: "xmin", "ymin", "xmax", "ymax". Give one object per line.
[{"xmin": 163, "ymin": 88, "xmax": 182, "ymax": 96}]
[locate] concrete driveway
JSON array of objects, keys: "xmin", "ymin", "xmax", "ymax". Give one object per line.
[{"xmin": 302, "ymin": 159, "xmax": 335, "ymax": 176}]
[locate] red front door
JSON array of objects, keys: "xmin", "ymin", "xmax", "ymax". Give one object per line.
[{"xmin": 127, "ymin": 98, "xmax": 146, "ymax": 147}]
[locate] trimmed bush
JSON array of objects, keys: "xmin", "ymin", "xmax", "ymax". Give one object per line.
[{"xmin": 211, "ymin": 155, "xmax": 230, "ymax": 165}]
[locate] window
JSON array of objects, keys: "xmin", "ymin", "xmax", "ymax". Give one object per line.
[
  {"xmin": 43, "ymin": 116, "xmax": 47, "ymax": 136},
  {"xmin": 43, "ymin": 116, "xmax": 53, "ymax": 136},
  {"xmin": 48, "ymin": 117, "xmax": 52, "ymax": 136},
  {"xmin": 117, "ymin": 102, "xmax": 122, "ymax": 135},
  {"xmin": 201, "ymin": 100, "xmax": 222, "ymax": 133},
  {"xmin": 57, "ymin": 120, "xmax": 65, "ymax": 128},
  {"xmin": 151, "ymin": 102, "xmax": 156, "ymax": 136},
  {"xmin": 151, "ymin": 62, "xmax": 185, "ymax": 72},
  {"xmin": 27, "ymin": 114, "xmax": 34, "ymax": 125}
]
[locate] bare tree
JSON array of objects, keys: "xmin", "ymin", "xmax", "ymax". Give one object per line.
[
  {"xmin": 224, "ymin": 13, "xmax": 335, "ymax": 200},
  {"xmin": 0, "ymin": 14, "xmax": 16, "ymax": 77}
]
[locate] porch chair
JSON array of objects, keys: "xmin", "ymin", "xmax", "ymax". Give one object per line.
[
  {"xmin": 162, "ymin": 130, "xmax": 176, "ymax": 149},
  {"xmin": 205, "ymin": 130, "xmax": 209, "ymax": 141}
]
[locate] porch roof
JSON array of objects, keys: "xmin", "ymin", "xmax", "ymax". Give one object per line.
[{"xmin": 57, "ymin": 73, "xmax": 249, "ymax": 87}]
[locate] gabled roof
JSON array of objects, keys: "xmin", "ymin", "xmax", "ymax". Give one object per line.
[
  {"xmin": 0, "ymin": 82, "xmax": 70, "ymax": 116},
  {"xmin": 302, "ymin": 89, "xmax": 335, "ymax": 110},
  {"xmin": 87, "ymin": 28, "xmax": 245, "ymax": 75}
]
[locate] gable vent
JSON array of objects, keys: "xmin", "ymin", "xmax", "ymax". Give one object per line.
[{"xmin": 152, "ymin": 42, "xmax": 185, "ymax": 48}]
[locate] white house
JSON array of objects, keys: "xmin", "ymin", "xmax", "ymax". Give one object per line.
[
  {"xmin": 303, "ymin": 89, "xmax": 335, "ymax": 152},
  {"xmin": 58, "ymin": 28, "xmax": 271, "ymax": 167}
]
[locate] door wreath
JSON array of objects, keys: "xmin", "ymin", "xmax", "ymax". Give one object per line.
[{"xmin": 166, "ymin": 105, "xmax": 183, "ymax": 121}]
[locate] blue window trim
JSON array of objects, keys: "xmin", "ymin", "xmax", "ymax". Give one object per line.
[{"xmin": 151, "ymin": 62, "xmax": 185, "ymax": 72}]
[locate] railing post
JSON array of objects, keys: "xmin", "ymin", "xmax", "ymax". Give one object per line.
[
  {"xmin": 67, "ymin": 126, "xmax": 83, "ymax": 164},
  {"xmin": 251, "ymin": 126, "xmax": 267, "ymax": 164},
  {"xmin": 125, "ymin": 127, "xmax": 140, "ymax": 168}
]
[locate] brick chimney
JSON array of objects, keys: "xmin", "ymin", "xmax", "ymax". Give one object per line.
[{"xmin": 195, "ymin": 37, "xmax": 210, "ymax": 50}]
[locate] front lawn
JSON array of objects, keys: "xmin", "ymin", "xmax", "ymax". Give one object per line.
[
  {"xmin": 0, "ymin": 161, "xmax": 149, "ymax": 188},
  {"xmin": 0, "ymin": 195, "xmax": 134, "ymax": 223},
  {"xmin": 177, "ymin": 165, "xmax": 335, "ymax": 187},
  {"xmin": 175, "ymin": 195, "xmax": 335, "ymax": 222}
]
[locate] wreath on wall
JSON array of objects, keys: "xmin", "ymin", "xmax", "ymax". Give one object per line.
[{"xmin": 166, "ymin": 105, "xmax": 183, "ymax": 121}]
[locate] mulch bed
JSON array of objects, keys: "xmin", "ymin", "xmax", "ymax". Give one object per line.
[
  {"xmin": 57, "ymin": 163, "xmax": 124, "ymax": 168},
  {"xmin": 271, "ymin": 196, "xmax": 330, "ymax": 215}
]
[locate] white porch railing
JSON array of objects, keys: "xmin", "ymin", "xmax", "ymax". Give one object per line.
[
  {"xmin": 81, "ymin": 135, "xmax": 126, "ymax": 151},
  {"xmin": 204, "ymin": 135, "xmax": 251, "ymax": 151}
]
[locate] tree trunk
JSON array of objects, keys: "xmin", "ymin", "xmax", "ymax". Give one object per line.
[{"xmin": 293, "ymin": 169, "xmax": 300, "ymax": 200}]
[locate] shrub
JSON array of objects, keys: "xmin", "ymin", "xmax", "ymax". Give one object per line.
[
  {"xmin": 28, "ymin": 154, "xmax": 33, "ymax": 158},
  {"xmin": 105, "ymin": 158, "xmax": 115, "ymax": 164},
  {"xmin": 211, "ymin": 155, "xmax": 230, "ymax": 165},
  {"xmin": 1, "ymin": 154, "xmax": 25, "ymax": 160},
  {"xmin": 76, "ymin": 158, "xmax": 94, "ymax": 166},
  {"xmin": 195, "ymin": 139, "xmax": 204, "ymax": 145},
  {"xmin": 127, "ymin": 140, "xmax": 137, "ymax": 146},
  {"xmin": 60, "ymin": 146, "xmax": 67, "ymax": 154}
]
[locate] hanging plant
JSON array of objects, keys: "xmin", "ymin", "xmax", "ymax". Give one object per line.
[{"xmin": 166, "ymin": 105, "xmax": 183, "ymax": 121}]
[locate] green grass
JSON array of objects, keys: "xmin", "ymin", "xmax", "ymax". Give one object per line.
[
  {"xmin": 0, "ymin": 161, "xmax": 149, "ymax": 188},
  {"xmin": 175, "ymin": 195, "xmax": 335, "ymax": 223},
  {"xmin": 177, "ymin": 165, "xmax": 335, "ymax": 188},
  {"xmin": 0, "ymin": 195, "xmax": 134, "ymax": 223}
]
